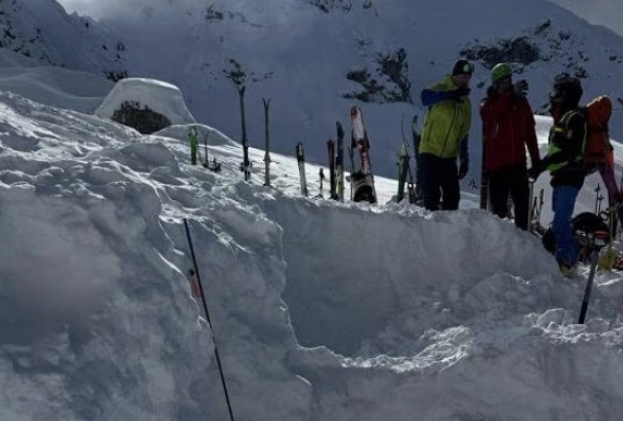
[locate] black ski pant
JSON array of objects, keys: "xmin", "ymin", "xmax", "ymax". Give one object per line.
[
  {"xmin": 488, "ymin": 163, "xmax": 530, "ymax": 230},
  {"xmin": 419, "ymin": 153, "xmax": 460, "ymax": 211}
]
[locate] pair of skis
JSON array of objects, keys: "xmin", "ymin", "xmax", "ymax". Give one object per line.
[
  {"xmin": 296, "ymin": 142, "xmax": 308, "ymax": 197},
  {"xmin": 396, "ymin": 114, "xmax": 419, "ymax": 204},
  {"xmin": 297, "ymin": 107, "xmax": 377, "ymax": 204},
  {"xmin": 348, "ymin": 107, "xmax": 377, "ymax": 203},
  {"xmin": 326, "ymin": 122, "xmax": 345, "ymax": 200}
]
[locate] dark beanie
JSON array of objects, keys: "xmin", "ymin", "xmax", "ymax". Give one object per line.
[{"xmin": 452, "ymin": 59, "xmax": 474, "ymax": 76}]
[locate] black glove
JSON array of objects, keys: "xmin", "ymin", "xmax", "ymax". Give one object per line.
[
  {"xmin": 513, "ymin": 79, "xmax": 529, "ymax": 96},
  {"xmin": 448, "ymin": 87, "xmax": 471, "ymax": 100},
  {"xmin": 527, "ymin": 163, "xmax": 542, "ymax": 181},
  {"xmin": 458, "ymin": 159, "xmax": 469, "ymax": 180}
]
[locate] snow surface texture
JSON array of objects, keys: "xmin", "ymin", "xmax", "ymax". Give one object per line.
[{"xmin": 2, "ymin": 74, "xmax": 623, "ymax": 420}]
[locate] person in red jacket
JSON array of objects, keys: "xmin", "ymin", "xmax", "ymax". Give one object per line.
[{"xmin": 480, "ymin": 63, "xmax": 540, "ymax": 230}]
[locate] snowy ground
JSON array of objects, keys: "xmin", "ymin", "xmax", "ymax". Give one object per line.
[{"xmin": 2, "ymin": 71, "xmax": 623, "ymax": 421}]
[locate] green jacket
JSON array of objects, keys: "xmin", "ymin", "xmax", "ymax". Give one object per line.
[
  {"xmin": 189, "ymin": 131, "xmax": 198, "ymax": 151},
  {"xmin": 420, "ymin": 75, "xmax": 472, "ymax": 158}
]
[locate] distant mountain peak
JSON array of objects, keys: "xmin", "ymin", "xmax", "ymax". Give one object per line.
[{"xmin": 0, "ymin": 0, "xmax": 126, "ymax": 80}]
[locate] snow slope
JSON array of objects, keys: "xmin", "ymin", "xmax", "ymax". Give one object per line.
[
  {"xmin": 49, "ymin": 0, "xmax": 623, "ymax": 181},
  {"xmin": 2, "ymin": 74, "xmax": 623, "ymax": 420}
]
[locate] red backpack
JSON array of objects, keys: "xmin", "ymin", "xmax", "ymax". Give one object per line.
[{"xmin": 582, "ymin": 95, "xmax": 613, "ymax": 171}]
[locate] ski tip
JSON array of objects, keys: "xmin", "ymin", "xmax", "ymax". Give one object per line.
[{"xmin": 350, "ymin": 106, "xmax": 360, "ymax": 118}]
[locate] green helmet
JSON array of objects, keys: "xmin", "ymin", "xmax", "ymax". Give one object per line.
[{"xmin": 491, "ymin": 63, "xmax": 512, "ymax": 84}]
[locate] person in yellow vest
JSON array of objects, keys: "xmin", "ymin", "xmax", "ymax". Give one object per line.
[
  {"xmin": 419, "ymin": 59, "xmax": 473, "ymax": 210},
  {"xmin": 529, "ymin": 74, "xmax": 586, "ymax": 276}
]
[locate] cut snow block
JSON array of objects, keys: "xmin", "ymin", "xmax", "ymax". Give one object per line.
[{"xmin": 95, "ymin": 78, "xmax": 196, "ymax": 134}]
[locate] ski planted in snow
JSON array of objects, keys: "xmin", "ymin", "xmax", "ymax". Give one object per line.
[
  {"xmin": 317, "ymin": 168, "xmax": 325, "ymax": 198},
  {"xmin": 336, "ymin": 122, "xmax": 345, "ymax": 201},
  {"xmin": 397, "ymin": 113, "xmax": 417, "ymax": 204},
  {"xmin": 349, "ymin": 106, "xmax": 376, "ymax": 203},
  {"xmin": 396, "ymin": 142, "xmax": 409, "ymax": 203},
  {"xmin": 327, "ymin": 139, "xmax": 337, "ymax": 199},
  {"xmin": 411, "ymin": 114, "xmax": 422, "ymax": 201},
  {"xmin": 238, "ymin": 86, "xmax": 251, "ymax": 181},
  {"xmin": 296, "ymin": 142, "xmax": 308, "ymax": 197}
]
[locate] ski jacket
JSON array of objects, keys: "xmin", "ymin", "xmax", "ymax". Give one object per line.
[
  {"xmin": 480, "ymin": 88, "xmax": 540, "ymax": 172},
  {"xmin": 419, "ymin": 75, "xmax": 472, "ymax": 159},
  {"xmin": 189, "ymin": 131, "xmax": 198, "ymax": 150},
  {"xmin": 544, "ymin": 108, "xmax": 587, "ymax": 188}
]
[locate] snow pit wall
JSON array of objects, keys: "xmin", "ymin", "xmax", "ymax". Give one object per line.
[{"xmin": 261, "ymin": 197, "xmax": 555, "ymax": 356}]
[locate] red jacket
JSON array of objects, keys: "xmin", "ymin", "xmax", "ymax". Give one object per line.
[{"xmin": 480, "ymin": 89, "xmax": 540, "ymax": 172}]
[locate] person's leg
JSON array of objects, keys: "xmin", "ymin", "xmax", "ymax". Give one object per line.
[
  {"xmin": 419, "ymin": 153, "xmax": 441, "ymax": 211},
  {"xmin": 599, "ymin": 164, "xmax": 622, "ymax": 207},
  {"xmin": 509, "ymin": 165, "xmax": 530, "ymax": 230},
  {"xmin": 552, "ymin": 185, "xmax": 580, "ymax": 266},
  {"xmin": 191, "ymin": 145, "xmax": 198, "ymax": 165},
  {"xmin": 488, "ymin": 168, "xmax": 510, "ymax": 219},
  {"xmin": 439, "ymin": 158, "xmax": 460, "ymax": 210}
]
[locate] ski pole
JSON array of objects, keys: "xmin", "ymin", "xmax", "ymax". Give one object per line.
[
  {"xmin": 183, "ymin": 219, "xmax": 236, "ymax": 421},
  {"xmin": 578, "ymin": 249, "xmax": 599, "ymax": 324},
  {"xmin": 578, "ymin": 231, "xmax": 609, "ymax": 324},
  {"xmin": 262, "ymin": 98, "xmax": 271, "ymax": 187}
]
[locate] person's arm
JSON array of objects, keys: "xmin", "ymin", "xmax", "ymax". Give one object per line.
[
  {"xmin": 460, "ymin": 136, "xmax": 469, "ymax": 162},
  {"xmin": 522, "ymin": 101, "xmax": 540, "ymax": 166},
  {"xmin": 458, "ymin": 135, "xmax": 469, "ymax": 179},
  {"xmin": 421, "ymin": 88, "xmax": 450, "ymax": 107}
]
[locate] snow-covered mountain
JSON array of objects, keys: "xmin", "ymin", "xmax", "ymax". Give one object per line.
[
  {"xmin": 48, "ymin": 0, "xmax": 623, "ymax": 180},
  {"xmin": 0, "ymin": 0, "xmax": 126, "ymax": 78},
  {"xmin": 547, "ymin": 0, "xmax": 623, "ymax": 36}
]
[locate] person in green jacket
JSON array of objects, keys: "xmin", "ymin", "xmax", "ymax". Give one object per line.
[
  {"xmin": 419, "ymin": 59, "xmax": 473, "ymax": 210},
  {"xmin": 189, "ymin": 126, "xmax": 199, "ymax": 165}
]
